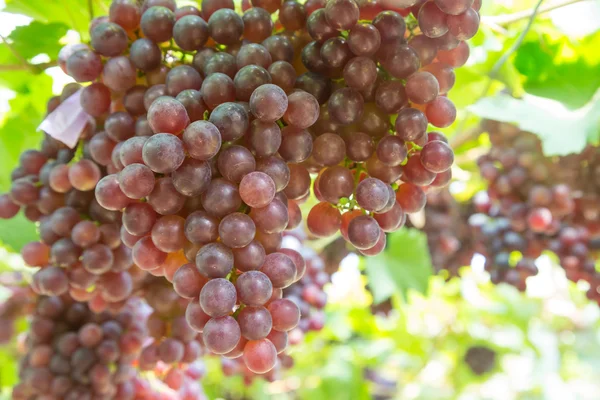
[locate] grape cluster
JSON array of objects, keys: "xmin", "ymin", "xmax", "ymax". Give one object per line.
[
  {"xmin": 468, "ymin": 122, "xmax": 599, "ymax": 295},
  {"xmin": 0, "ymin": 0, "xmax": 482, "ymax": 384},
  {"xmin": 11, "ymin": 295, "xmax": 147, "ymax": 399},
  {"xmin": 300, "ymin": 0, "xmax": 481, "ymax": 255}
]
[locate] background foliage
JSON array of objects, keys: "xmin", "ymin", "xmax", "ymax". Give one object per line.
[{"xmin": 1, "ymin": 0, "xmax": 600, "ymax": 399}]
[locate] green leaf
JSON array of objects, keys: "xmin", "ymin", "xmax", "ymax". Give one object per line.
[
  {"xmin": 3, "ymin": 0, "xmax": 105, "ymax": 40},
  {"xmin": 514, "ymin": 31, "xmax": 600, "ymax": 109},
  {"xmin": 0, "ymin": 348, "xmax": 18, "ymax": 389},
  {"xmin": 0, "ymin": 213, "xmax": 38, "ymax": 252},
  {"xmin": 8, "ymin": 21, "xmax": 69, "ymax": 59},
  {"xmin": 364, "ymin": 228, "xmax": 433, "ymax": 303},
  {"xmin": 468, "ymin": 92, "xmax": 600, "ymax": 156}
]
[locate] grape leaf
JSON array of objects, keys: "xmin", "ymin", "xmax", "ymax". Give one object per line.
[
  {"xmin": 0, "ymin": 213, "xmax": 38, "ymax": 252},
  {"xmin": 364, "ymin": 228, "xmax": 433, "ymax": 304},
  {"xmin": 468, "ymin": 92, "xmax": 600, "ymax": 156},
  {"xmin": 514, "ymin": 31, "xmax": 600, "ymax": 109},
  {"xmin": 8, "ymin": 21, "xmax": 69, "ymax": 60}
]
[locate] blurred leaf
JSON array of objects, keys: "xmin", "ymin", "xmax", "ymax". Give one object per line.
[
  {"xmin": 2, "ymin": 0, "xmax": 106, "ymax": 40},
  {"xmin": 365, "ymin": 229, "xmax": 433, "ymax": 303},
  {"xmin": 0, "ymin": 349, "xmax": 17, "ymax": 389},
  {"xmin": 8, "ymin": 21, "xmax": 69, "ymax": 59},
  {"xmin": 514, "ymin": 31, "xmax": 600, "ymax": 109},
  {"xmin": 0, "ymin": 213, "xmax": 37, "ymax": 252},
  {"xmin": 468, "ymin": 92, "xmax": 600, "ymax": 156}
]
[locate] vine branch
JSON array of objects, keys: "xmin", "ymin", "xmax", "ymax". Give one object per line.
[
  {"xmin": 482, "ymin": 0, "xmax": 589, "ymax": 27},
  {"xmin": 88, "ymin": 0, "xmax": 94, "ymax": 20},
  {"xmin": 0, "ymin": 60, "xmax": 58, "ymax": 72}
]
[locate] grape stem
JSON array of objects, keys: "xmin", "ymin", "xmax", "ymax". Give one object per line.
[
  {"xmin": 0, "ymin": 60, "xmax": 57, "ymax": 72},
  {"xmin": 482, "ymin": 0, "xmax": 589, "ymax": 27},
  {"xmin": 88, "ymin": 0, "xmax": 94, "ymax": 20}
]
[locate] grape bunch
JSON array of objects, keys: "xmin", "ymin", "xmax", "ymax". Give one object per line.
[
  {"xmin": 11, "ymin": 295, "xmax": 147, "ymax": 399},
  {"xmin": 468, "ymin": 122, "xmax": 599, "ymax": 294},
  {"xmin": 0, "ymin": 0, "xmax": 482, "ymax": 384}
]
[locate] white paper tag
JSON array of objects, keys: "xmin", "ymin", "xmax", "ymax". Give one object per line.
[{"xmin": 38, "ymin": 89, "xmax": 92, "ymax": 149}]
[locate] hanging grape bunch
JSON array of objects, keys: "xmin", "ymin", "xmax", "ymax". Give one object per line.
[{"xmin": 0, "ymin": 0, "xmax": 482, "ymax": 380}]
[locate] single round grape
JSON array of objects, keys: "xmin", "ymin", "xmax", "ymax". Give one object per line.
[
  {"xmin": 144, "ymin": 84, "xmax": 167, "ymax": 111},
  {"xmin": 423, "ymin": 62, "xmax": 456, "ymax": 95},
  {"xmin": 176, "ymin": 89, "xmax": 208, "ymax": 122},
  {"xmin": 373, "ymin": 11, "xmax": 406, "ymax": 42},
  {"xmin": 420, "ymin": 140, "xmax": 454, "ymax": 173},
  {"xmin": 141, "ymin": 6, "xmax": 175, "ymax": 42},
  {"xmin": 150, "ymin": 215, "xmax": 186, "ymax": 253},
  {"xmin": 320, "ymin": 37, "xmax": 352, "ymax": 69},
  {"xmin": 306, "ymin": 8, "xmax": 337, "ymax": 42},
  {"xmin": 147, "ymin": 96, "xmax": 190, "ymax": 134},
  {"xmin": 418, "ymin": 1, "xmax": 448, "ymax": 38},
  {"xmin": 377, "ymin": 135, "xmax": 408, "ymax": 167},
  {"xmin": 109, "ymin": 0, "xmax": 141, "ymax": 30},
  {"xmin": 307, "ymin": 202, "xmax": 341, "ymax": 237},
  {"xmin": 426, "ymin": 96, "xmax": 456, "ymax": 128},
  {"xmin": 395, "ymin": 108, "xmax": 428, "ymax": 141},
  {"xmin": 122, "ymin": 202, "xmax": 156, "ymax": 236},
  {"xmin": 131, "ymin": 236, "xmax": 166, "ymax": 270},
  {"xmin": 405, "ymin": 71, "xmax": 440, "ymax": 104},
  {"xmin": 250, "ymin": 199, "xmax": 289, "ymax": 234},
  {"xmin": 217, "ymin": 145, "xmax": 256, "ymax": 183},
  {"xmin": 209, "ymin": 102, "xmax": 250, "ymax": 142},
  {"xmin": 279, "ymin": 126, "xmax": 314, "ymax": 163},
  {"xmin": 376, "ymin": 41, "xmax": 421, "ymax": 79},
  {"xmin": 201, "ymin": 179, "xmax": 242, "ymax": 218},
  {"xmin": 242, "ymin": 339, "xmax": 277, "ymax": 373},
  {"xmin": 95, "ymin": 175, "xmax": 130, "ymax": 211},
  {"xmin": 260, "ymin": 252, "xmax": 297, "ymax": 288},
  {"xmin": 183, "ymin": 121, "xmax": 222, "ymax": 160},
  {"xmin": 318, "ymin": 166, "xmax": 354, "ymax": 204},
  {"xmin": 268, "ymin": 61, "xmax": 297, "ymax": 94},
  {"xmin": 66, "ymin": 49, "xmax": 102, "ymax": 82},
  {"xmin": 219, "ymin": 213, "xmax": 256, "ymax": 249},
  {"xmin": 312, "ymin": 133, "xmax": 346, "ymax": 166},
  {"xmin": 166, "ymin": 65, "xmax": 203, "ymax": 97},
  {"xmin": 527, "ymin": 207, "xmax": 553, "ymax": 232},
  {"xmin": 105, "ymin": 111, "xmax": 136, "ymax": 142},
  {"xmin": 283, "ymin": 91, "xmax": 320, "ymax": 129},
  {"xmin": 200, "ymin": 278, "xmax": 237, "ymax": 317},
  {"xmin": 237, "ymin": 43, "xmax": 272, "ymax": 69},
  {"xmin": 200, "ymin": 72, "xmax": 235, "ymax": 110},
  {"xmin": 324, "ymin": 0, "xmax": 359, "ymax": 30},
  {"xmin": 408, "ymin": 34, "xmax": 438, "ymax": 65},
  {"xmin": 243, "ymin": 7, "xmax": 274, "ymax": 43},
  {"xmin": 344, "ymin": 131, "xmax": 374, "ymax": 162},
  {"xmin": 238, "ymin": 306, "xmax": 272, "ymax": 340},
  {"xmin": 396, "ymin": 183, "xmax": 426, "ymax": 213},
  {"xmin": 147, "ymin": 177, "xmax": 186, "ymax": 215},
  {"xmin": 347, "ymin": 215, "xmax": 381, "ymax": 250},
  {"xmin": 262, "ymin": 35, "xmax": 295, "ymax": 62},
  {"xmin": 103, "ymin": 56, "xmax": 137, "ymax": 92},
  {"xmin": 359, "ymin": 229, "xmax": 386, "ymax": 256},
  {"xmin": 430, "ymin": 168, "xmax": 452, "ymax": 188},
  {"xmin": 356, "ymin": 178, "xmax": 390, "ymax": 212},
  {"xmin": 236, "ymin": 270, "xmax": 273, "ymax": 305},
  {"xmin": 239, "ymin": 171, "xmax": 277, "ymax": 209},
  {"xmin": 142, "ymin": 133, "xmax": 186, "ymax": 174},
  {"xmin": 201, "ymin": 0, "xmax": 235, "ymax": 20},
  {"xmin": 82, "ymin": 243, "xmax": 114, "ymax": 275},
  {"xmin": 328, "ymin": 87, "xmax": 364, "ymax": 125},
  {"xmin": 208, "ymin": 9, "xmax": 244, "ymax": 45},
  {"xmin": 375, "ymin": 200, "xmax": 406, "ymax": 232},
  {"xmin": 348, "ymin": 23, "xmax": 381, "ymax": 56},
  {"xmin": 119, "ymin": 136, "xmax": 148, "ymax": 167},
  {"xmin": 257, "ymin": 156, "xmax": 291, "ymax": 193},
  {"xmin": 249, "ymin": 84, "xmax": 288, "ymax": 122},
  {"xmin": 248, "ymin": 120, "xmax": 282, "ymax": 157},
  {"xmin": 267, "ymin": 298, "xmax": 301, "ymax": 331},
  {"xmin": 130, "ymin": 38, "xmax": 162, "ymax": 71},
  {"xmin": 343, "ymin": 57, "xmax": 377, "ymax": 91},
  {"xmin": 91, "ymin": 22, "xmax": 128, "ymax": 56},
  {"xmin": 447, "ymin": 9, "xmax": 479, "ymax": 41},
  {"xmin": 71, "ymin": 220, "xmax": 100, "ymax": 248},
  {"xmin": 402, "ymin": 155, "xmax": 436, "ymax": 186},
  {"xmin": 172, "ymin": 158, "xmax": 212, "ymax": 197},
  {"xmin": 173, "ymin": 15, "xmax": 208, "ymax": 51},
  {"xmin": 80, "ymin": 83, "xmax": 111, "ymax": 117},
  {"xmin": 117, "ymin": 163, "xmax": 155, "ymax": 199},
  {"xmin": 194, "ymin": 242, "xmax": 233, "ymax": 279},
  {"xmin": 280, "ymin": 1, "xmax": 307, "ymax": 31},
  {"xmin": 437, "ymin": 41, "xmax": 470, "ymax": 67}
]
